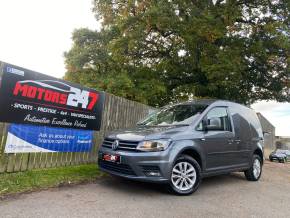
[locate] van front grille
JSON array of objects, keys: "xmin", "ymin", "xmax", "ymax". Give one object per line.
[
  {"xmin": 98, "ymin": 160, "xmax": 136, "ymax": 176},
  {"xmin": 102, "ymin": 137, "xmax": 139, "ymax": 151}
]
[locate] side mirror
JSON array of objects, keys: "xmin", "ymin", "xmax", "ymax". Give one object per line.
[
  {"xmin": 206, "ymin": 124, "xmax": 223, "ymax": 131},
  {"xmin": 205, "ymin": 117, "xmax": 223, "ymax": 131}
]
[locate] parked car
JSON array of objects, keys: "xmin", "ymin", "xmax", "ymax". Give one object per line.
[
  {"xmin": 269, "ymin": 149, "xmax": 290, "ymax": 163},
  {"xmin": 98, "ymin": 100, "xmax": 264, "ymax": 195}
]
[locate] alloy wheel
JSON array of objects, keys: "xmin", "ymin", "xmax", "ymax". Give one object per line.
[
  {"xmin": 253, "ymin": 158, "xmax": 261, "ymax": 179},
  {"xmin": 171, "ymin": 161, "xmax": 197, "ymax": 191}
]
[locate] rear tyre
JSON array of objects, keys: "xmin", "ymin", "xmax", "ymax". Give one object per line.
[
  {"xmin": 169, "ymin": 155, "xmax": 201, "ymax": 195},
  {"xmin": 244, "ymin": 155, "xmax": 262, "ymax": 181},
  {"xmin": 279, "ymin": 158, "xmax": 285, "ymax": 163}
]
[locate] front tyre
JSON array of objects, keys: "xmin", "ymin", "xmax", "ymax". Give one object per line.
[
  {"xmin": 244, "ymin": 155, "xmax": 262, "ymax": 181},
  {"xmin": 169, "ymin": 155, "xmax": 201, "ymax": 195}
]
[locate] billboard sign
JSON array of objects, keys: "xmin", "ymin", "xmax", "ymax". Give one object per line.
[
  {"xmin": 0, "ymin": 62, "xmax": 105, "ymax": 130},
  {"xmin": 5, "ymin": 124, "xmax": 93, "ymax": 153}
]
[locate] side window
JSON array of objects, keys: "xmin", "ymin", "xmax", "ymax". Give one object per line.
[
  {"xmin": 207, "ymin": 107, "xmax": 232, "ymax": 131},
  {"xmin": 196, "ymin": 122, "xmax": 203, "ymax": 131},
  {"xmin": 197, "ymin": 107, "xmax": 232, "ymax": 131}
]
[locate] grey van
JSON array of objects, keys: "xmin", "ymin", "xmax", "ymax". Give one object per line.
[{"xmin": 98, "ymin": 100, "xmax": 264, "ymax": 195}]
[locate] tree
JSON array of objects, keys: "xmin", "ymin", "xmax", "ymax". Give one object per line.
[{"xmin": 65, "ymin": 0, "xmax": 290, "ymax": 107}]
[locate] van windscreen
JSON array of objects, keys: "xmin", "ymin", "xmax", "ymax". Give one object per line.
[{"xmin": 138, "ymin": 104, "xmax": 208, "ymax": 126}]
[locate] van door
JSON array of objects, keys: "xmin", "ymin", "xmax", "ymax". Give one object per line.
[
  {"xmin": 198, "ymin": 107, "xmax": 236, "ymax": 171},
  {"xmin": 230, "ymin": 108, "xmax": 253, "ymax": 166}
]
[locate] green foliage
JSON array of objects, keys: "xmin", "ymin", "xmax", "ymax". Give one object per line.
[{"xmin": 65, "ymin": 0, "xmax": 290, "ymax": 106}]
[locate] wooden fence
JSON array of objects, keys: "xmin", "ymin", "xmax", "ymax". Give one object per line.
[{"xmin": 0, "ymin": 93, "xmax": 151, "ymax": 173}]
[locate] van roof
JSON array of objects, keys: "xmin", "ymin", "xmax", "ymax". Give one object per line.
[
  {"xmin": 176, "ymin": 99, "xmax": 218, "ymax": 106},
  {"xmin": 176, "ymin": 99, "xmax": 251, "ymax": 109}
]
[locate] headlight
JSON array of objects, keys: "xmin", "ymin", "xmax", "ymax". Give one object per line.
[{"xmin": 136, "ymin": 139, "xmax": 171, "ymax": 152}]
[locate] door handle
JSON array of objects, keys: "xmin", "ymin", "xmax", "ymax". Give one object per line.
[
  {"xmin": 228, "ymin": 139, "xmax": 234, "ymax": 144},
  {"xmin": 200, "ymin": 138, "xmax": 205, "ymax": 141},
  {"xmin": 234, "ymin": 139, "xmax": 241, "ymax": 144}
]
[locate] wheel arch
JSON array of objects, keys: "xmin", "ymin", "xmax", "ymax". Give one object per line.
[
  {"xmin": 253, "ymin": 148, "xmax": 264, "ymax": 164},
  {"xmin": 177, "ymin": 148, "xmax": 204, "ymax": 171}
]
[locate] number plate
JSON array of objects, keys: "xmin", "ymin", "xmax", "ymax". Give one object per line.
[{"xmin": 102, "ymin": 154, "xmax": 121, "ymax": 163}]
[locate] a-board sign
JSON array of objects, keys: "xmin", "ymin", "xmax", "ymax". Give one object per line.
[{"xmin": 0, "ymin": 61, "xmax": 105, "ymax": 130}]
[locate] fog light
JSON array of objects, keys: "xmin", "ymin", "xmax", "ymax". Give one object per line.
[{"xmin": 144, "ymin": 171, "xmax": 161, "ymax": 177}]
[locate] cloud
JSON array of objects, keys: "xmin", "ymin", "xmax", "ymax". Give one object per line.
[{"xmin": 252, "ymin": 101, "xmax": 290, "ymax": 136}]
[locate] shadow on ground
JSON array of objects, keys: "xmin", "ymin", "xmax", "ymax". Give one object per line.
[{"xmin": 95, "ymin": 172, "xmax": 248, "ymax": 196}]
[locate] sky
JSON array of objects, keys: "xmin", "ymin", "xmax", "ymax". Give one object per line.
[
  {"xmin": 251, "ymin": 101, "xmax": 290, "ymax": 137},
  {"xmin": 0, "ymin": 0, "xmax": 100, "ymax": 77},
  {"xmin": 0, "ymin": 0, "xmax": 289, "ymax": 136}
]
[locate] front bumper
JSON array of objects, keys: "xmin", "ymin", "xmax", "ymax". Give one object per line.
[
  {"xmin": 269, "ymin": 155, "xmax": 285, "ymax": 161},
  {"xmin": 98, "ymin": 146, "xmax": 173, "ymax": 183}
]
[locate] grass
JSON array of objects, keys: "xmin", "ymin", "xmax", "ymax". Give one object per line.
[{"xmin": 0, "ymin": 164, "xmax": 104, "ymax": 197}]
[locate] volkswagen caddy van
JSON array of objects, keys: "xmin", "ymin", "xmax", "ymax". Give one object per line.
[{"xmin": 98, "ymin": 100, "xmax": 264, "ymax": 195}]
